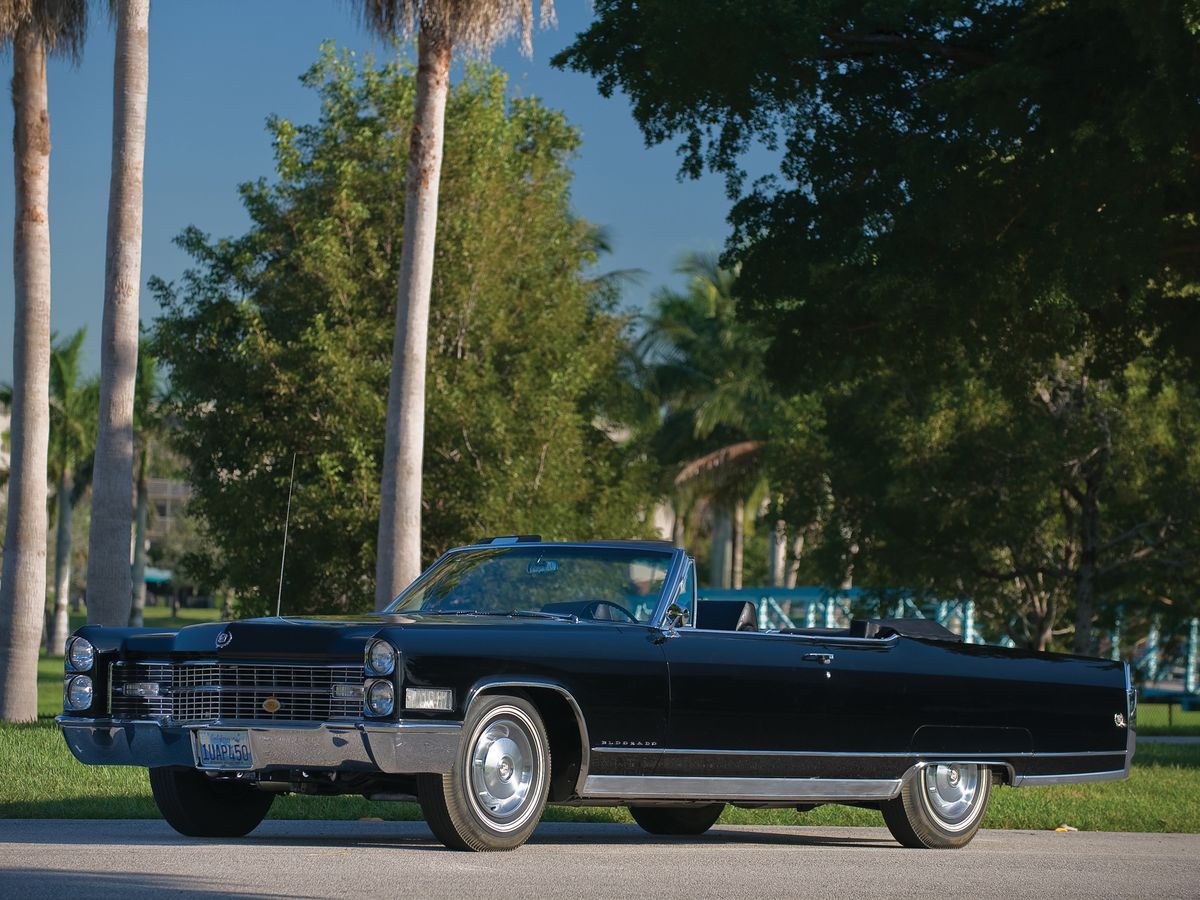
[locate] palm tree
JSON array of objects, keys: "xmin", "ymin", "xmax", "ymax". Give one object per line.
[
  {"xmin": 639, "ymin": 254, "xmax": 774, "ymax": 588},
  {"xmin": 86, "ymin": 0, "xmax": 150, "ymax": 627},
  {"xmin": 0, "ymin": 0, "xmax": 88, "ymax": 721},
  {"xmin": 355, "ymin": 0, "xmax": 556, "ymax": 610},
  {"xmin": 47, "ymin": 330, "xmax": 99, "ymax": 656},
  {"xmin": 129, "ymin": 343, "xmax": 163, "ymax": 628}
]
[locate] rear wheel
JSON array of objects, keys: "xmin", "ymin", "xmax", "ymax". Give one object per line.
[
  {"xmin": 881, "ymin": 763, "xmax": 991, "ymax": 849},
  {"xmin": 418, "ymin": 694, "xmax": 550, "ymax": 851},
  {"xmin": 629, "ymin": 804, "xmax": 725, "ymax": 836},
  {"xmin": 149, "ymin": 766, "xmax": 274, "ymax": 837}
]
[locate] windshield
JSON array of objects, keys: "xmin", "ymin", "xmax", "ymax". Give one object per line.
[{"xmin": 386, "ymin": 546, "xmax": 675, "ymax": 624}]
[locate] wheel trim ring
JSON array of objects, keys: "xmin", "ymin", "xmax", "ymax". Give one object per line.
[
  {"xmin": 919, "ymin": 763, "xmax": 985, "ymax": 833},
  {"xmin": 464, "ymin": 705, "xmax": 545, "ymax": 834}
]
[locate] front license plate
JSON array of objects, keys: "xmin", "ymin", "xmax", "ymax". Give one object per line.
[{"xmin": 195, "ymin": 729, "xmax": 253, "ymax": 770}]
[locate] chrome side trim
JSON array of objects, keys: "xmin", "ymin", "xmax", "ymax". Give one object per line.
[
  {"xmin": 465, "ymin": 678, "xmax": 591, "ymax": 795},
  {"xmin": 591, "ymin": 747, "xmax": 1124, "ymax": 759},
  {"xmin": 682, "ymin": 629, "xmax": 902, "ymax": 647},
  {"xmin": 581, "ymin": 774, "xmax": 904, "ymax": 802},
  {"xmin": 1013, "ymin": 769, "xmax": 1128, "ymax": 787}
]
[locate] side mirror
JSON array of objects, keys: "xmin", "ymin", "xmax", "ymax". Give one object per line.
[{"xmin": 665, "ymin": 603, "xmax": 689, "ymax": 629}]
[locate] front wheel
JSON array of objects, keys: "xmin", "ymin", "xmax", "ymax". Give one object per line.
[
  {"xmin": 418, "ymin": 694, "xmax": 550, "ymax": 851},
  {"xmin": 881, "ymin": 763, "xmax": 991, "ymax": 849},
  {"xmin": 629, "ymin": 804, "xmax": 725, "ymax": 835},
  {"xmin": 149, "ymin": 766, "xmax": 275, "ymax": 837}
]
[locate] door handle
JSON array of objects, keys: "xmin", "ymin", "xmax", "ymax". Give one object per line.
[{"xmin": 802, "ymin": 652, "xmax": 834, "ymax": 665}]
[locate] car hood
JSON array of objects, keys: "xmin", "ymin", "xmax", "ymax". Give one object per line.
[{"xmin": 89, "ymin": 611, "xmax": 583, "ymax": 662}]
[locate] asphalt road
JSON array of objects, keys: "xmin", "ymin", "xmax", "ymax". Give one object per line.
[{"xmin": 0, "ymin": 819, "xmax": 1196, "ymax": 900}]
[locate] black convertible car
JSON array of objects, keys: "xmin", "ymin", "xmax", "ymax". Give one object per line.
[{"xmin": 58, "ymin": 538, "xmax": 1135, "ymax": 851}]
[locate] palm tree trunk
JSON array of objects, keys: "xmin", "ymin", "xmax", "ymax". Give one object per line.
[
  {"xmin": 767, "ymin": 519, "xmax": 787, "ymax": 588},
  {"xmin": 731, "ymin": 498, "xmax": 745, "ymax": 590},
  {"xmin": 785, "ymin": 534, "xmax": 804, "ymax": 589},
  {"xmin": 0, "ymin": 25, "xmax": 53, "ymax": 723},
  {"xmin": 129, "ymin": 445, "xmax": 149, "ymax": 626},
  {"xmin": 49, "ymin": 469, "xmax": 75, "ymax": 656},
  {"xmin": 87, "ymin": 0, "xmax": 150, "ymax": 626},
  {"xmin": 375, "ymin": 31, "xmax": 451, "ymax": 610},
  {"xmin": 709, "ymin": 505, "xmax": 732, "ymax": 589}
]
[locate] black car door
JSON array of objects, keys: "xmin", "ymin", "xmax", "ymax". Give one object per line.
[{"xmin": 659, "ymin": 627, "xmax": 907, "ymax": 779}]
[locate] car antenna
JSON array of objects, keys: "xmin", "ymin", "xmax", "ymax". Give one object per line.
[{"xmin": 275, "ymin": 452, "xmax": 297, "ymax": 618}]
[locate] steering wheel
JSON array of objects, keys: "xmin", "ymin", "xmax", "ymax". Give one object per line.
[{"xmin": 581, "ymin": 600, "xmax": 640, "ymax": 624}]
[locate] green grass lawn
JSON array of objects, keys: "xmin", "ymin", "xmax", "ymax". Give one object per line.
[
  {"xmin": 16, "ymin": 607, "xmax": 1197, "ymax": 831},
  {"xmin": 1136, "ymin": 702, "xmax": 1200, "ymax": 736}
]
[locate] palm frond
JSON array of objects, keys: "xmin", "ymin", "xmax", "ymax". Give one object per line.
[
  {"xmin": 0, "ymin": 0, "xmax": 88, "ymax": 60},
  {"xmin": 353, "ymin": 0, "xmax": 555, "ymax": 56}
]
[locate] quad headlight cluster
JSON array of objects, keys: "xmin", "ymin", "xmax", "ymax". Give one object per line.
[
  {"xmin": 364, "ymin": 639, "xmax": 397, "ymax": 717},
  {"xmin": 63, "ymin": 636, "xmax": 95, "ymax": 711}
]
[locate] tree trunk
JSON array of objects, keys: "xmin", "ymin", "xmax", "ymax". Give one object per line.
[
  {"xmin": 1072, "ymin": 480, "xmax": 1102, "ymax": 656},
  {"xmin": 786, "ymin": 534, "xmax": 804, "ymax": 588},
  {"xmin": 49, "ymin": 469, "xmax": 75, "ymax": 656},
  {"xmin": 767, "ymin": 519, "xmax": 786, "ymax": 588},
  {"xmin": 0, "ymin": 25, "xmax": 53, "ymax": 723},
  {"xmin": 709, "ymin": 505, "xmax": 732, "ymax": 589},
  {"xmin": 129, "ymin": 445, "xmax": 148, "ymax": 627},
  {"xmin": 671, "ymin": 500, "xmax": 686, "ymax": 549},
  {"xmin": 375, "ymin": 31, "xmax": 451, "ymax": 610},
  {"xmin": 87, "ymin": 0, "xmax": 150, "ymax": 626},
  {"xmin": 731, "ymin": 498, "xmax": 745, "ymax": 590}
]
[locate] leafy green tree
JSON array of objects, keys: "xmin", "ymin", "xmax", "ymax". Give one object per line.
[
  {"xmin": 561, "ymin": 1, "xmax": 1200, "ymax": 649},
  {"xmin": 152, "ymin": 48, "xmax": 652, "ymax": 616},
  {"xmin": 770, "ymin": 355, "xmax": 1200, "ymax": 651},
  {"xmin": 557, "ymin": 2, "xmax": 1200, "ymax": 382}
]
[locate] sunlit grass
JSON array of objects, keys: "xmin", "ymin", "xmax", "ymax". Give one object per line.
[{"xmin": 1136, "ymin": 702, "xmax": 1200, "ymax": 736}]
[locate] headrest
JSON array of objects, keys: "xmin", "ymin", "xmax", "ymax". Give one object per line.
[{"xmin": 695, "ymin": 600, "xmax": 758, "ymax": 632}]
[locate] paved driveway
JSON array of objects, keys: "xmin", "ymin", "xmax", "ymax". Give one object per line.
[{"xmin": 0, "ymin": 819, "xmax": 1195, "ymax": 899}]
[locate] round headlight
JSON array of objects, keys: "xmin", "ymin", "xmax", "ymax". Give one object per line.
[
  {"xmin": 365, "ymin": 639, "xmax": 395, "ymax": 676},
  {"xmin": 67, "ymin": 637, "xmax": 95, "ymax": 672},
  {"xmin": 365, "ymin": 680, "xmax": 395, "ymax": 717},
  {"xmin": 66, "ymin": 675, "xmax": 93, "ymax": 710}
]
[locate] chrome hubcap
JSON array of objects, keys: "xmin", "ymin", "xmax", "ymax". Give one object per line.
[
  {"xmin": 922, "ymin": 764, "xmax": 982, "ymax": 831},
  {"xmin": 467, "ymin": 708, "xmax": 541, "ymax": 832}
]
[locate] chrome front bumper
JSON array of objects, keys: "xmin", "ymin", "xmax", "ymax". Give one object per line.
[{"xmin": 56, "ymin": 716, "xmax": 462, "ymax": 774}]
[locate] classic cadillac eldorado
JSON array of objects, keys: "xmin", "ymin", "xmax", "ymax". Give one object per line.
[{"xmin": 58, "ymin": 538, "xmax": 1135, "ymax": 851}]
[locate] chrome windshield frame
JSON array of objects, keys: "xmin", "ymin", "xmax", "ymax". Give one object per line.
[{"xmin": 384, "ymin": 541, "xmax": 688, "ymax": 627}]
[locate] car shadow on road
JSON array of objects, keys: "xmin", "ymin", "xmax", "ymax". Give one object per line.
[
  {"xmin": 0, "ymin": 868, "xmax": 316, "ymax": 900},
  {"xmin": 228, "ymin": 822, "xmax": 897, "ymax": 852}
]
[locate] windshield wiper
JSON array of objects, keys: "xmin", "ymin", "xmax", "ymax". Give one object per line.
[
  {"xmin": 506, "ymin": 609, "xmax": 578, "ymax": 623},
  {"xmin": 418, "ymin": 609, "xmax": 489, "ymax": 617}
]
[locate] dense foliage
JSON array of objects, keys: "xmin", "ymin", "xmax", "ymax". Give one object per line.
[
  {"xmin": 560, "ymin": 1, "xmax": 1200, "ymax": 650},
  {"xmin": 153, "ymin": 47, "xmax": 653, "ymax": 615}
]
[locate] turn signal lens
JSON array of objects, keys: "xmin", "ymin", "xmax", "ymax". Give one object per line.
[
  {"xmin": 365, "ymin": 680, "xmax": 395, "ymax": 717},
  {"xmin": 405, "ymin": 687, "xmax": 453, "ymax": 711},
  {"xmin": 66, "ymin": 637, "xmax": 95, "ymax": 672},
  {"xmin": 65, "ymin": 675, "xmax": 93, "ymax": 710}
]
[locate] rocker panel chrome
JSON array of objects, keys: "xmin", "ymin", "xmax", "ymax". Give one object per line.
[{"xmin": 581, "ymin": 774, "xmax": 905, "ymax": 802}]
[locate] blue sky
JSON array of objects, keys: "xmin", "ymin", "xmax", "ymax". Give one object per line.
[{"xmin": 0, "ymin": 0, "xmax": 736, "ymax": 381}]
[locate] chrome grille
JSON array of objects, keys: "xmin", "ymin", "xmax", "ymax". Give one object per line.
[{"xmin": 110, "ymin": 661, "xmax": 363, "ymax": 723}]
